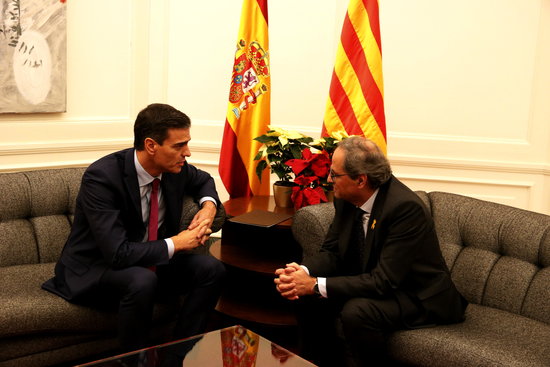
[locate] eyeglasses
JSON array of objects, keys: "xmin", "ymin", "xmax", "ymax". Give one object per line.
[{"xmin": 329, "ymin": 169, "xmax": 349, "ymax": 180}]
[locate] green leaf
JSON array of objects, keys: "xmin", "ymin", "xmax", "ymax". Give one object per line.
[
  {"xmin": 290, "ymin": 144, "xmax": 303, "ymax": 159},
  {"xmin": 255, "ymin": 160, "xmax": 268, "ymax": 182},
  {"xmin": 254, "ymin": 135, "xmax": 278, "ymax": 144},
  {"xmin": 265, "ymin": 145, "xmax": 280, "ymax": 154}
]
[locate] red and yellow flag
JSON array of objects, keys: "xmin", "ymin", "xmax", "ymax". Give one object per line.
[
  {"xmin": 219, "ymin": 0, "xmax": 271, "ymax": 198},
  {"xmin": 322, "ymin": 0, "xmax": 387, "ymax": 154}
]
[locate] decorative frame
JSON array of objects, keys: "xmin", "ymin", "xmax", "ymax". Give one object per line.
[{"xmin": 0, "ymin": 0, "xmax": 66, "ymax": 113}]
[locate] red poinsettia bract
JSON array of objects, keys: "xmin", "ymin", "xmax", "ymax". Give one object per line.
[
  {"xmin": 285, "ymin": 148, "xmax": 330, "ymax": 178},
  {"xmin": 286, "ymin": 148, "xmax": 331, "ymax": 210},
  {"xmin": 291, "ymin": 176, "xmax": 327, "ymax": 210}
]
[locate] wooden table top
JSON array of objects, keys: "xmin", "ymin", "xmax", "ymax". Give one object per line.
[{"xmin": 222, "ymin": 195, "xmax": 295, "ymax": 227}]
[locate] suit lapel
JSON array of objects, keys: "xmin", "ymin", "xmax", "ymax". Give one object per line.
[
  {"xmin": 122, "ymin": 149, "xmax": 144, "ymax": 232},
  {"xmin": 362, "ymin": 177, "xmax": 392, "ymax": 271}
]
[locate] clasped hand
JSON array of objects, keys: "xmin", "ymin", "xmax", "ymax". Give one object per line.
[
  {"xmin": 172, "ymin": 201, "xmax": 217, "ymax": 251},
  {"xmin": 189, "ymin": 201, "xmax": 216, "ymax": 232},
  {"xmin": 171, "ymin": 218, "xmax": 212, "ymax": 252},
  {"xmin": 274, "ymin": 262, "xmax": 316, "ymax": 300}
]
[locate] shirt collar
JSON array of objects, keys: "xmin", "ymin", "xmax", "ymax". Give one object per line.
[
  {"xmin": 359, "ymin": 188, "xmax": 379, "ymax": 214},
  {"xmin": 134, "ymin": 150, "xmax": 162, "ymax": 187}
]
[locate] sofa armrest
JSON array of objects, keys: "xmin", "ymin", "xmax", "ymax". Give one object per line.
[
  {"xmin": 291, "ymin": 202, "xmax": 335, "ymax": 259},
  {"xmin": 179, "ymin": 196, "xmax": 226, "ymax": 233}
]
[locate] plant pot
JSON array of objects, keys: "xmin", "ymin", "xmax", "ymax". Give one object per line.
[{"xmin": 273, "ymin": 182, "xmax": 294, "ymax": 208}]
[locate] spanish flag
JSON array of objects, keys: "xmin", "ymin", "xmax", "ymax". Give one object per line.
[
  {"xmin": 219, "ymin": 0, "xmax": 271, "ymax": 198},
  {"xmin": 322, "ymin": 0, "xmax": 387, "ymax": 154}
]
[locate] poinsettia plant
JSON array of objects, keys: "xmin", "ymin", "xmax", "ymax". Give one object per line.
[
  {"xmin": 254, "ymin": 126, "xmax": 313, "ymax": 184},
  {"xmin": 254, "ymin": 127, "xmax": 351, "ymax": 209},
  {"xmin": 286, "ymin": 148, "xmax": 332, "ymax": 209}
]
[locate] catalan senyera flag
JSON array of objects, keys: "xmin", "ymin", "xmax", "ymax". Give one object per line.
[
  {"xmin": 219, "ymin": 0, "xmax": 271, "ymax": 198},
  {"xmin": 322, "ymin": 0, "xmax": 387, "ymax": 154}
]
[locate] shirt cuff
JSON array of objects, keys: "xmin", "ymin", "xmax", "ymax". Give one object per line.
[
  {"xmin": 165, "ymin": 238, "xmax": 175, "ymax": 259},
  {"xmin": 199, "ymin": 197, "xmax": 217, "ymax": 207},
  {"xmin": 301, "ymin": 265, "xmax": 327, "ymax": 298},
  {"xmin": 317, "ymin": 277, "xmax": 327, "ymax": 298}
]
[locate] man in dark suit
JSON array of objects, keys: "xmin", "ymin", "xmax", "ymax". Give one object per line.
[
  {"xmin": 275, "ymin": 136, "xmax": 467, "ymax": 366},
  {"xmin": 43, "ymin": 103, "xmax": 225, "ymax": 353}
]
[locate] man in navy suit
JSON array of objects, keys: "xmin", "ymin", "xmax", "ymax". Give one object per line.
[
  {"xmin": 43, "ymin": 103, "xmax": 225, "ymax": 352},
  {"xmin": 275, "ymin": 136, "xmax": 466, "ymax": 366}
]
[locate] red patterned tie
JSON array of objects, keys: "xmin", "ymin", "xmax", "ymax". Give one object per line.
[{"xmin": 148, "ymin": 178, "xmax": 160, "ymax": 271}]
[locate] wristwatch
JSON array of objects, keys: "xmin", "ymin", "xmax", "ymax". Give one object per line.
[{"xmin": 313, "ymin": 278, "xmax": 321, "ymax": 296}]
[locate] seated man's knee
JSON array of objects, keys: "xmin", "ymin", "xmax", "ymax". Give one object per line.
[
  {"xmin": 126, "ymin": 268, "xmax": 158, "ymax": 298},
  {"xmin": 340, "ymin": 298, "xmax": 383, "ymax": 334},
  {"xmin": 196, "ymin": 256, "xmax": 226, "ymax": 284}
]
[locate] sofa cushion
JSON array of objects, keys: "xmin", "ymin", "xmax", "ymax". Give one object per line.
[
  {"xmin": 31, "ymin": 215, "xmax": 72, "ymax": 263},
  {"xmin": 387, "ymin": 304, "xmax": 550, "ymax": 367},
  {"xmin": 428, "ymin": 192, "xmax": 550, "ymax": 322},
  {"xmin": 0, "ymin": 263, "xmax": 117, "ymax": 338},
  {"xmin": 450, "ymin": 246, "xmax": 499, "ymax": 304},
  {"xmin": 0, "ymin": 169, "xmax": 84, "ymax": 267},
  {"xmin": 0, "ymin": 172, "xmax": 31, "ymax": 221},
  {"xmin": 0, "ymin": 263, "xmax": 178, "ymax": 338},
  {"xmin": 522, "ymin": 267, "xmax": 550, "ymax": 325},
  {"xmin": 291, "ymin": 202, "xmax": 335, "ymax": 259},
  {"xmin": 428, "ymin": 192, "xmax": 550, "ymax": 264},
  {"xmin": 0, "ymin": 332, "xmax": 111, "ymax": 363},
  {"xmin": 0, "ymin": 219, "xmax": 38, "ymax": 266}
]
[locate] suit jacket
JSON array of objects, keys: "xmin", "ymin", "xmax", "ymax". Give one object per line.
[
  {"xmin": 42, "ymin": 148, "xmax": 220, "ymax": 301},
  {"xmin": 302, "ymin": 175, "xmax": 466, "ymax": 325}
]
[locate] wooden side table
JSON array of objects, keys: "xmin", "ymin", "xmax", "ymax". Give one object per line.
[{"xmin": 209, "ymin": 196, "xmax": 301, "ymax": 327}]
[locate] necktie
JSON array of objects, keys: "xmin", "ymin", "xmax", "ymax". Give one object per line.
[
  {"xmin": 348, "ymin": 208, "xmax": 366, "ymax": 274},
  {"xmin": 148, "ymin": 178, "xmax": 160, "ymax": 241},
  {"xmin": 147, "ymin": 179, "xmax": 160, "ymax": 272}
]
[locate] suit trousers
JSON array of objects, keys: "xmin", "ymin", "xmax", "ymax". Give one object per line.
[
  {"xmin": 98, "ymin": 252, "xmax": 225, "ymax": 352},
  {"xmin": 296, "ymin": 295, "xmax": 421, "ymax": 367}
]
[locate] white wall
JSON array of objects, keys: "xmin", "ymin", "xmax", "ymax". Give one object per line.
[{"xmin": 1, "ymin": 0, "xmax": 550, "ymax": 214}]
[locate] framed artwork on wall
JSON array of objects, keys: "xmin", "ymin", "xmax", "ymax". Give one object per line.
[{"xmin": 0, "ymin": 0, "xmax": 66, "ymax": 113}]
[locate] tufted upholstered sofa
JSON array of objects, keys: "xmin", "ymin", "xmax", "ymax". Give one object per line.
[
  {"xmin": 0, "ymin": 167, "xmax": 225, "ymax": 367},
  {"xmin": 291, "ymin": 191, "xmax": 550, "ymax": 367}
]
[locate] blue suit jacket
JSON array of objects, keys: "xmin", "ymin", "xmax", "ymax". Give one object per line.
[{"xmin": 42, "ymin": 148, "xmax": 219, "ymax": 301}]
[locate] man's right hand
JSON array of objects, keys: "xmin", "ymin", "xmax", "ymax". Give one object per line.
[
  {"xmin": 274, "ymin": 263, "xmax": 317, "ymax": 300},
  {"xmin": 274, "ymin": 265, "xmax": 299, "ymax": 300},
  {"xmin": 171, "ymin": 219, "xmax": 211, "ymax": 252}
]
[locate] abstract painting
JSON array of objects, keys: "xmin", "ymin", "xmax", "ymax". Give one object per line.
[{"xmin": 0, "ymin": 0, "xmax": 66, "ymax": 113}]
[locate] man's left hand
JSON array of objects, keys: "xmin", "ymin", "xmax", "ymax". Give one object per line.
[{"xmin": 189, "ymin": 201, "xmax": 216, "ymax": 244}]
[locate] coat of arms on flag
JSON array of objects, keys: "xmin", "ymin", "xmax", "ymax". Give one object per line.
[{"xmin": 229, "ymin": 39, "xmax": 269, "ymax": 119}]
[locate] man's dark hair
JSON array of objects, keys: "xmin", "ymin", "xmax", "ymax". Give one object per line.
[
  {"xmin": 133, "ymin": 103, "xmax": 191, "ymax": 150},
  {"xmin": 338, "ymin": 136, "xmax": 392, "ymax": 190}
]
